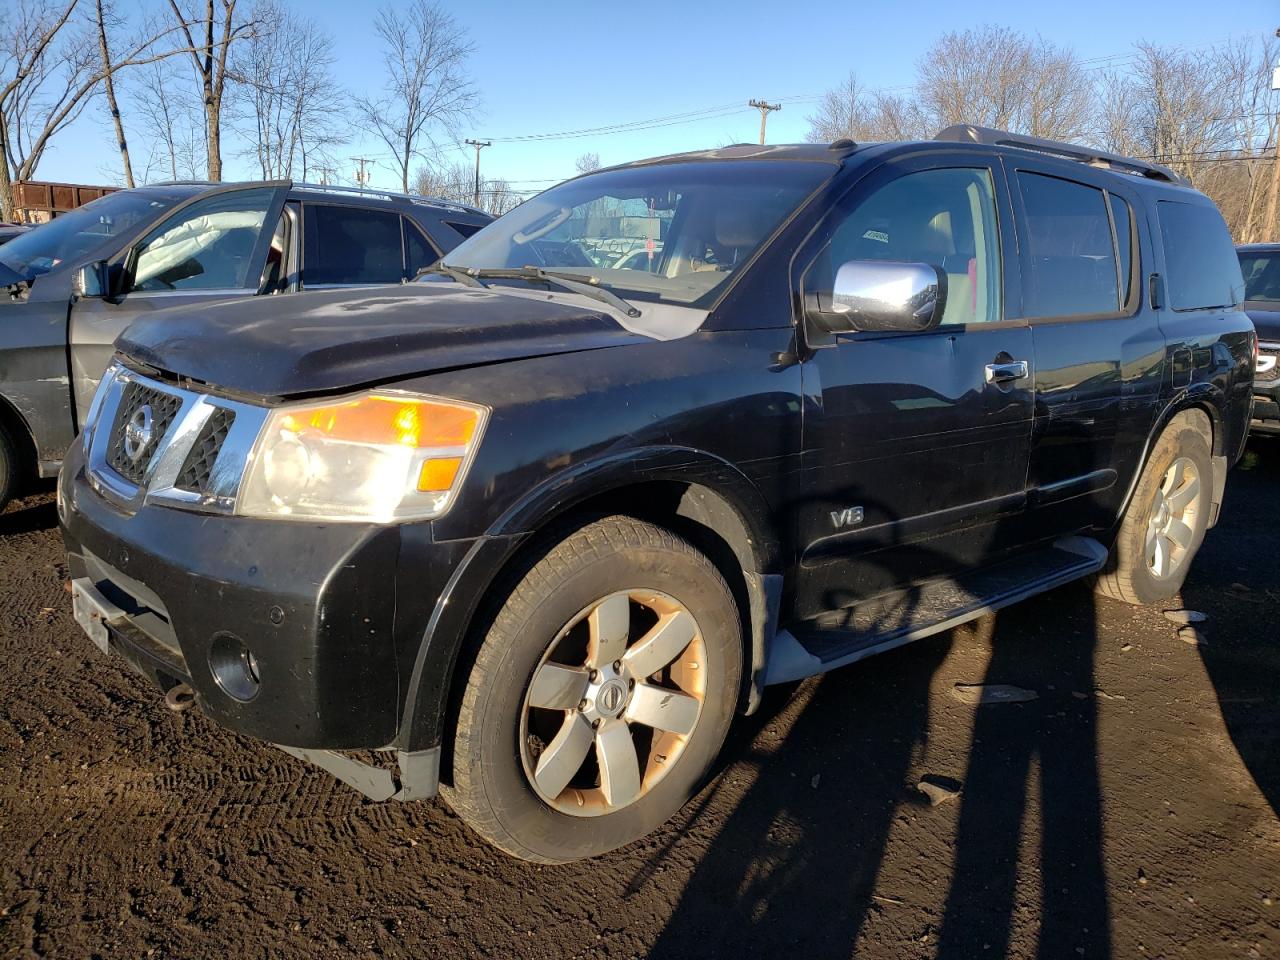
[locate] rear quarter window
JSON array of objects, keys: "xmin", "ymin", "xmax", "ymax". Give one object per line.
[
  {"xmin": 1157, "ymin": 200, "xmax": 1244, "ymax": 311},
  {"xmin": 446, "ymin": 220, "xmax": 486, "ymax": 240}
]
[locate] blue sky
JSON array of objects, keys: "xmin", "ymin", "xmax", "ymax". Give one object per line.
[{"xmin": 35, "ymin": 0, "xmax": 1280, "ymax": 194}]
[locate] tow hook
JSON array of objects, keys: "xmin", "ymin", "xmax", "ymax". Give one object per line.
[{"xmin": 164, "ymin": 684, "xmax": 197, "ymax": 712}]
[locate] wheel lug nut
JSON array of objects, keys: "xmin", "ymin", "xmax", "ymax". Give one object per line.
[
  {"xmin": 589, "ymin": 670, "xmax": 599, "ymax": 682},
  {"xmin": 613, "ymin": 660, "xmax": 621, "ymax": 671},
  {"xmin": 578, "ymin": 699, "xmax": 589, "ymax": 711}
]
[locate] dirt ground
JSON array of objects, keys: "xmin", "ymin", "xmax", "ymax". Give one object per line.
[{"xmin": 1, "ymin": 445, "xmax": 1278, "ymax": 960}]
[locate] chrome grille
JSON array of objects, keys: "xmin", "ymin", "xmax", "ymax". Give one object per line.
[
  {"xmin": 1256, "ymin": 343, "xmax": 1279, "ymax": 383},
  {"xmin": 105, "ymin": 382, "xmax": 183, "ymax": 485},
  {"xmin": 175, "ymin": 407, "xmax": 236, "ymax": 493},
  {"xmin": 86, "ymin": 364, "xmax": 265, "ymax": 515}
]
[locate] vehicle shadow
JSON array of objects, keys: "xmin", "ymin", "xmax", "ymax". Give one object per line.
[
  {"xmin": 0, "ymin": 484, "xmax": 58, "ymax": 536},
  {"xmin": 646, "ymin": 632, "xmax": 952, "ymax": 958},
  {"xmin": 935, "ymin": 585, "xmax": 1111, "ymax": 958},
  {"xmin": 649, "ymin": 510, "xmax": 1115, "ymax": 958},
  {"xmin": 644, "ymin": 532, "xmax": 952, "ymax": 959},
  {"xmin": 1180, "ymin": 439, "xmax": 1280, "ymax": 818}
]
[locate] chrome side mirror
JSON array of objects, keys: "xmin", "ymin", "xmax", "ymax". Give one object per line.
[
  {"xmin": 74, "ymin": 260, "xmax": 112, "ymax": 299},
  {"xmin": 808, "ymin": 260, "xmax": 946, "ymax": 337}
]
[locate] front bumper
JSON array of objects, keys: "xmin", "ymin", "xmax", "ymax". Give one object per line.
[
  {"xmin": 1250, "ymin": 380, "xmax": 1280, "ymax": 434},
  {"xmin": 1251, "ymin": 342, "xmax": 1280, "ymax": 434},
  {"xmin": 59, "ymin": 443, "xmax": 460, "ymax": 754}
]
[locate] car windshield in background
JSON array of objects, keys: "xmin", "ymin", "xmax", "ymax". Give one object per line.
[
  {"xmin": 438, "ymin": 160, "xmax": 832, "ymax": 307},
  {"xmin": 1240, "ymin": 252, "xmax": 1280, "ymax": 303},
  {"xmin": 0, "ymin": 189, "xmax": 184, "ymax": 280}
]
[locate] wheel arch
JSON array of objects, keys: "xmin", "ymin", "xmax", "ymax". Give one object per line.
[
  {"xmin": 399, "ymin": 447, "xmax": 787, "ymax": 773},
  {"xmin": 1116, "ymin": 397, "xmax": 1221, "ymax": 535},
  {"xmin": 0, "ymin": 392, "xmax": 38, "ymax": 483}
]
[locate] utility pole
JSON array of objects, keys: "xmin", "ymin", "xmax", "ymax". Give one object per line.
[
  {"xmin": 748, "ymin": 99, "xmax": 781, "ymax": 145},
  {"xmin": 351, "ymin": 157, "xmax": 377, "ymax": 189},
  {"xmin": 465, "ymin": 139, "xmax": 491, "ymax": 208},
  {"xmin": 1266, "ymin": 30, "xmax": 1280, "ymax": 242}
]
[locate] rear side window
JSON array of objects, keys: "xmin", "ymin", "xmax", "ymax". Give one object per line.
[
  {"xmin": 1239, "ymin": 251, "xmax": 1280, "ymax": 303},
  {"xmin": 446, "ymin": 220, "xmax": 485, "ymax": 240},
  {"xmin": 304, "ymin": 205, "xmax": 404, "ymax": 285},
  {"xmin": 1158, "ymin": 201, "xmax": 1245, "ymax": 311},
  {"xmin": 1017, "ymin": 172, "xmax": 1119, "ymax": 318}
]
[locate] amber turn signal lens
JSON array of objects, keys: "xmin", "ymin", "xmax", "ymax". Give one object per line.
[
  {"xmin": 285, "ymin": 396, "xmax": 479, "ymax": 448},
  {"xmin": 417, "ymin": 457, "xmax": 463, "ymax": 492}
]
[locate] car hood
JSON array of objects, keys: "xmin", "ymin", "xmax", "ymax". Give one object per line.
[
  {"xmin": 117, "ymin": 283, "xmax": 654, "ymax": 397},
  {"xmin": 1245, "ymin": 302, "xmax": 1280, "ymax": 341}
]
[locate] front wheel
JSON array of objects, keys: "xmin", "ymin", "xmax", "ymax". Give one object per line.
[
  {"xmin": 443, "ymin": 516, "xmax": 742, "ymax": 863},
  {"xmin": 1096, "ymin": 412, "xmax": 1213, "ymax": 605}
]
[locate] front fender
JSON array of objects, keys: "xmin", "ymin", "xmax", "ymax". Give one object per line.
[{"xmin": 397, "ymin": 445, "xmax": 781, "ymax": 755}]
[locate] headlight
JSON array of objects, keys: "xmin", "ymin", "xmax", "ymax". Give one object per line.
[{"xmin": 236, "ymin": 390, "xmax": 487, "ymax": 522}]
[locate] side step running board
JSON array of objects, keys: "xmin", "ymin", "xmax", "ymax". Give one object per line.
[{"xmin": 764, "ymin": 537, "xmax": 1107, "ymax": 685}]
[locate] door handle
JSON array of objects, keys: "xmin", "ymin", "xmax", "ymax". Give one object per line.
[{"xmin": 984, "ymin": 360, "xmax": 1030, "ymax": 384}]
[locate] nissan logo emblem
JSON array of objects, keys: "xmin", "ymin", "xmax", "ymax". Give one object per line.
[{"xmin": 123, "ymin": 404, "xmax": 154, "ymax": 462}]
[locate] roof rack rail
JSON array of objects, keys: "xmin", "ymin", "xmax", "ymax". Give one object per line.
[
  {"xmin": 933, "ymin": 124, "xmax": 1185, "ymax": 184},
  {"xmin": 290, "ymin": 181, "xmax": 486, "ymax": 215}
]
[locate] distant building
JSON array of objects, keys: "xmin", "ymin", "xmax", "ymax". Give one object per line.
[{"xmin": 14, "ymin": 180, "xmax": 120, "ymax": 223}]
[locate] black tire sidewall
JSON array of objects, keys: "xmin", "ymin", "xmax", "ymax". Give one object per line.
[
  {"xmin": 459, "ymin": 536, "xmax": 740, "ymax": 862},
  {"xmin": 0, "ymin": 421, "xmax": 15, "ymax": 512},
  {"xmin": 1117, "ymin": 423, "xmax": 1212, "ymax": 604}
]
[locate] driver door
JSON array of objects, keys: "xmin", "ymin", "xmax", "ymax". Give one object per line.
[
  {"xmin": 69, "ymin": 185, "xmax": 286, "ymax": 422},
  {"xmin": 793, "ymin": 154, "xmax": 1036, "ymax": 618}
]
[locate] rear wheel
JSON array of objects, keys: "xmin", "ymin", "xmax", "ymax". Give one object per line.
[
  {"xmin": 444, "ymin": 516, "xmax": 742, "ymax": 863},
  {"xmin": 1096, "ymin": 412, "xmax": 1212, "ymax": 605}
]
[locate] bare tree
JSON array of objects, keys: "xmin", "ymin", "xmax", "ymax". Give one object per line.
[
  {"xmin": 805, "ymin": 72, "xmax": 928, "ymax": 142},
  {"xmin": 129, "ymin": 56, "xmax": 204, "ymax": 181},
  {"xmin": 93, "ymin": 0, "xmax": 134, "ymax": 186},
  {"xmin": 231, "ymin": 0, "xmax": 346, "ymax": 181},
  {"xmin": 1095, "ymin": 42, "xmax": 1236, "ymax": 190},
  {"xmin": 916, "ymin": 27, "xmax": 1092, "ymax": 140},
  {"xmin": 413, "ymin": 159, "xmax": 521, "ymax": 216},
  {"xmin": 0, "ymin": 0, "xmax": 213, "ymax": 218},
  {"xmin": 164, "ymin": 0, "xmax": 255, "ymax": 181},
  {"xmin": 357, "ymin": 0, "xmax": 477, "ymax": 193},
  {"xmin": 574, "ymin": 151, "xmax": 600, "ymax": 175}
]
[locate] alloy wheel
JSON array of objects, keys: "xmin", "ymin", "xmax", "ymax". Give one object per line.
[
  {"xmin": 1145, "ymin": 455, "xmax": 1201, "ymax": 580},
  {"xmin": 519, "ymin": 590, "xmax": 707, "ymax": 817}
]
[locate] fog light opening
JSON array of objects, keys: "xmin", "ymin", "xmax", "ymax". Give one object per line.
[{"xmin": 209, "ymin": 633, "xmax": 261, "ymax": 702}]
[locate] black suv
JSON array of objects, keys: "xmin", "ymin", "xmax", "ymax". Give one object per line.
[
  {"xmin": 59, "ymin": 127, "xmax": 1253, "ymax": 863},
  {"xmin": 1237, "ymin": 243, "xmax": 1280, "ymax": 434},
  {"xmin": 0, "ymin": 181, "xmax": 491, "ymax": 511}
]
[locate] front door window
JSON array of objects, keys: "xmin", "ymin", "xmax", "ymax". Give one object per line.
[{"xmin": 129, "ymin": 189, "xmax": 274, "ymax": 293}]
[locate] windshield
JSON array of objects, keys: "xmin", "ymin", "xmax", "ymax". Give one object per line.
[
  {"xmin": 440, "ymin": 161, "xmax": 832, "ymax": 307},
  {"xmin": 1240, "ymin": 251, "xmax": 1280, "ymax": 304},
  {"xmin": 0, "ymin": 189, "xmax": 186, "ymax": 279}
]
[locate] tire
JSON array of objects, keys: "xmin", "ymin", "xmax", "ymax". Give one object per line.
[
  {"xmin": 1096, "ymin": 412, "xmax": 1213, "ymax": 605},
  {"xmin": 0, "ymin": 420, "xmax": 17, "ymax": 514},
  {"xmin": 443, "ymin": 515, "xmax": 742, "ymax": 863}
]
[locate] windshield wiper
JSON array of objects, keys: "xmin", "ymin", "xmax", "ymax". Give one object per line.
[
  {"xmin": 417, "ymin": 261, "xmax": 486, "ymax": 288},
  {"xmin": 467, "ymin": 266, "xmax": 642, "ymax": 319}
]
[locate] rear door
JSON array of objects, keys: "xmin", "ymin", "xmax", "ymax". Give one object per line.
[
  {"xmin": 1008, "ymin": 162, "xmax": 1165, "ymax": 540},
  {"xmin": 68, "ymin": 185, "xmax": 285, "ymax": 422},
  {"xmin": 793, "ymin": 152, "xmax": 1035, "ymax": 617}
]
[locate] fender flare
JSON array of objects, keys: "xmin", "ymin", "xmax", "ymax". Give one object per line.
[{"xmin": 1115, "ymin": 386, "xmax": 1225, "ymax": 530}]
